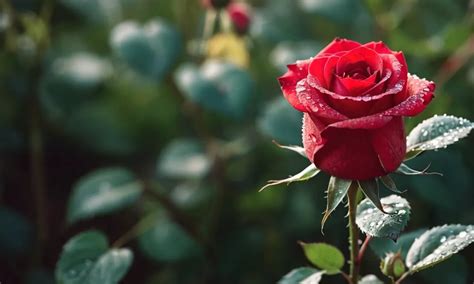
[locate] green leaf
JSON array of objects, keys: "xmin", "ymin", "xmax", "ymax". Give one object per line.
[
  {"xmin": 258, "ymin": 97, "xmax": 303, "ymax": 145},
  {"xmin": 157, "ymin": 139, "xmax": 211, "ymax": 179},
  {"xmin": 300, "ymin": 242, "xmax": 345, "ymax": 274},
  {"xmin": 321, "ymin": 177, "xmax": 352, "ymax": 230},
  {"xmin": 298, "ymin": 0, "xmax": 364, "ymax": 24},
  {"xmin": 64, "ymin": 103, "xmax": 137, "ymax": 156},
  {"xmin": 359, "ymin": 275, "xmax": 384, "ymax": 284},
  {"xmin": 137, "ymin": 212, "xmax": 201, "ymax": 262},
  {"xmin": 259, "ymin": 164, "xmax": 320, "ymax": 192},
  {"xmin": 379, "ymin": 175, "xmax": 404, "ymax": 193},
  {"xmin": 272, "ymin": 140, "xmax": 307, "ymax": 157},
  {"xmin": 370, "ymin": 229, "xmax": 425, "ymax": 259},
  {"xmin": 174, "ymin": 60, "xmax": 254, "ymax": 119},
  {"xmin": 270, "ymin": 41, "xmax": 322, "ymax": 72},
  {"xmin": 40, "ymin": 53, "xmax": 111, "ymax": 122},
  {"xmin": 86, "ymin": 249, "xmax": 133, "ymax": 283},
  {"xmin": 60, "ymin": 0, "xmax": 122, "ymax": 23},
  {"xmin": 406, "ymin": 115, "xmax": 473, "ymax": 156},
  {"xmin": 67, "ymin": 168, "xmax": 143, "ymax": 224},
  {"xmin": 358, "ymin": 180, "xmax": 386, "ymax": 214},
  {"xmin": 55, "ymin": 231, "xmax": 133, "ymax": 284},
  {"xmin": 278, "ymin": 267, "xmax": 324, "ymax": 284},
  {"xmin": 111, "ymin": 19, "xmax": 181, "ymax": 81},
  {"xmin": 356, "ymin": 195, "xmax": 411, "ymax": 240},
  {"xmin": 406, "ymin": 224, "xmax": 474, "ymax": 273}
]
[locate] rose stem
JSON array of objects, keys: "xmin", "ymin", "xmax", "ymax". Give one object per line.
[
  {"xmin": 357, "ymin": 235, "xmax": 372, "ymax": 265},
  {"xmin": 347, "ymin": 182, "xmax": 360, "ymax": 284}
]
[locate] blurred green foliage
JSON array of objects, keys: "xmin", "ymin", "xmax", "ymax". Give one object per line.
[{"xmin": 0, "ymin": 0, "xmax": 473, "ymax": 283}]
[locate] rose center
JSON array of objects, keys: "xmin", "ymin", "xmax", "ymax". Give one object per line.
[{"xmin": 340, "ymin": 62, "xmax": 373, "ymax": 80}]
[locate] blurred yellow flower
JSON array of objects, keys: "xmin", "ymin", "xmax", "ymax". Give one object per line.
[{"xmin": 206, "ymin": 32, "xmax": 249, "ymax": 68}]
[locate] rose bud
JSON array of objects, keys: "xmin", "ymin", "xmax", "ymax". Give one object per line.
[
  {"xmin": 380, "ymin": 252, "xmax": 406, "ymax": 279},
  {"xmin": 278, "ymin": 38, "xmax": 435, "ymax": 180},
  {"xmin": 201, "ymin": 0, "xmax": 231, "ymax": 9},
  {"xmin": 227, "ymin": 2, "xmax": 252, "ymax": 34}
]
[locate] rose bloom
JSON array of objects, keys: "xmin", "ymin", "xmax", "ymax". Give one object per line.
[{"xmin": 278, "ymin": 38, "xmax": 435, "ymax": 180}]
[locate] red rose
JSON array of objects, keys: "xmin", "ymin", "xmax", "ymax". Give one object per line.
[{"xmin": 278, "ymin": 38, "xmax": 435, "ymax": 180}]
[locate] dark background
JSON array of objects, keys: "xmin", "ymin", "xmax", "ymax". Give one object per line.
[{"xmin": 0, "ymin": 0, "xmax": 473, "ymax": 283}]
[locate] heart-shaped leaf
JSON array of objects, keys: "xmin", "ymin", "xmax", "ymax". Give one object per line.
[
  {"xmin": 298, "ymin": 0, "xmax": 363, "ymax": 24},
  {"xmin": 406, "ymin": 224, "xmax": 474, "ymax": 273},
  {"xmin": 406, "ymin": 115, "xmax": 473, "ymax": 156},
  {"xmin": 40, "ymin": 53, "xmax": 111, "ymax": 122},
  {"xmin": 278, "ymin": 267, "xmax": 324, "ymax": 284},
  {"xmin": 356, "ymin": 195, "xmax": 411, "ymax": 240},
  {"xmin": 55, "ymin": 231, "xmax": 133, "ymax": 284},
  {"xmin": 110, "ymin": 19, "xmax": 181, "ymax": 81},
  {"xmin": 299, "ymin": 242, "xmax": 345, "ymax": 274},
  {"xmin": 174, "ymin": 60, "xmax": 254, "ymax": 119},
  {"xmin": 358, "ymin": 275, "xmax": 384, "ymax": 284},
  {"xmin": 270, "ymin": 41, "xmax": 322, "ymax": 72},
  {"xmin": 259, "ymin": 164, "xmax": 320, "ymax": 192},
  {"xmin": 321, "ymin": 177, "xmax": 352, "ymax": 230},
  {"xmin": 157, "ymin": 139, "xmax": 211, "ymax": 179},
  {"xmin": 67, "ymin": 168, "xmax": 143, "ymax": 224}
]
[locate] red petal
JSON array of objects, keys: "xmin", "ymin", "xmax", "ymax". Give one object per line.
[
  {"xmin": 383, "ymin": 74, "xmax": 435, "ymax": 116},
  {"xmin": 296, "ymin": 79, "xmax": 348, "ymax": 121},
  {"xmin": 363, "ymin": 41, "xmax": 393, "ymax": 54},
  {"xmin": 302, "ymin": 113, "xmax": 326, "ymax": 163},
  {"xmin": 362, "ymin": 68, "xmax": 391, "ymax": 96},
  {"xmin": 308, "ymin": 56, "xmax": 331, "ymax": 88},
  {"xmin": 278, "ymin": 59, "xmax": 311, "ymax": 111},
  {"xmin": 313, "ymin": 127, "xmax": 386, "ymax": 180},
  {"xmin": 318, "ymin": 38, "xmax": 361, "ymax": 55},
  {"xmin": 307, "ymin": 73, "xmax": 403, "ymax": 118},
  {"xmin": 323, "ymin": 56, "xmax": 340, "ymax": 90},
  {"xmin": 326, "ymin": 114, "xmax": 393, "ymax": 130},
  {"xmin": 333, "ymin": 71, "xmax": 378, "ymax": 97},
  {"xmin": 370, "ymin": 117, "xmax": 406, "ymax": 172},
  {"xmin": 336, "ymin": 46, "xmax": 383, "ymax": 76}
]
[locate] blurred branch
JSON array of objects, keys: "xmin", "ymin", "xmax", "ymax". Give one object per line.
[
  {"xmin": 143, "ymin": 181, "xmax": 205, "ymax": 244},
  {"xmin": 112, "ymin": 212, "xmax": 157, "ymax": 248},
  {"xmin": 1, "ymin": 0, "xmax": 17, "ymax": 51},
  {"xmin": 165, "ymin": 75, "xmax": 228, "ymax": 239},
  {"xmin": 27, "ymin": 0, "xmax": 56, "ymax": 263},
  {"xmin": 141, "ymin": 180, "xmax": 217, "ymax": 283},
  {"xmin": 434, "ymin": 35, "xmax": 474, "ymax": 88}
]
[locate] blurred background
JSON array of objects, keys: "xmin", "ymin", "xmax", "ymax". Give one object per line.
[{"xmin": 0, "ymin": 0, "xmax": 473, "ymax": 283}]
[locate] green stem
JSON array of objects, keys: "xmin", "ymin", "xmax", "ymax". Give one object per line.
[
  {"xmin": 29, "ymin": 91, "xmax": 47, "ymax": 246},
  {"xmin": 348, "ymin": 182, "xmax": 360, "ymax": 284},
  {"xmin": 112, "ymin": 213, "xmax": 157, "ymax": 248},
  {"xmin": 394, "ymin": 272, "xmax": 410, "ymax": 284}
]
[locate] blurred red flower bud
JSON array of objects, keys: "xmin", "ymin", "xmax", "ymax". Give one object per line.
[{"xmin": 227, "ymin": 2, "xmax": 252, "ymax": 34}]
